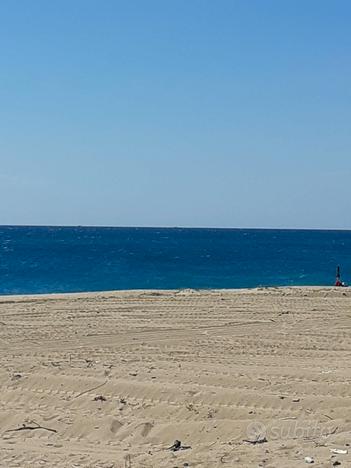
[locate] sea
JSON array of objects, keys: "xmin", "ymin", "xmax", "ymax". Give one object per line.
[{"xmin": 0, "ymin": 226, "xmax": 350, "ymax": 295}]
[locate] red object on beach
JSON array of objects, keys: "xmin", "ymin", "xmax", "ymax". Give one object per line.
[{"xmin": 335, "ymin": 279, "xmax": 342, "ymax": 287}]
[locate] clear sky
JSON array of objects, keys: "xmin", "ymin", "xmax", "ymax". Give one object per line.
[{"xmin": 1, "ymin": 1, "xmax": 350, "ymax": 229}]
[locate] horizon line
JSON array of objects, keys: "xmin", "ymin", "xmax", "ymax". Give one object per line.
[{"xmin": 1, "ymin": 224, "xmax": 351, "ymax": 232}]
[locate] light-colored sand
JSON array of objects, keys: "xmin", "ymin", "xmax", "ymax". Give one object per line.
[{"xmin": 0, "ymin": 287, "xmax": 350, "ymax": 468}]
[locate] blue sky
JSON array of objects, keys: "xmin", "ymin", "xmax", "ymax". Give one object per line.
[{"xmin": 1, "ymin": 1, "xmax": 350, "ymax": 228}]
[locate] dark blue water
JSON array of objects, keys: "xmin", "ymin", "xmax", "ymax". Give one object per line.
[{"xmin": 0, "ymin": 226, "xmax": 350, "ymax": 295}]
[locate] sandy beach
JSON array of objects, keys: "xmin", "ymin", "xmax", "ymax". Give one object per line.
[{"xmin": 0, "ymin": 287, "xmax": 350, "ymax": 467}]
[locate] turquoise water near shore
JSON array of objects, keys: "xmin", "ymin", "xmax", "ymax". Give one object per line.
[{"xmin": 0, "ymin": 226, "xmax": 350, "ymax": 295}]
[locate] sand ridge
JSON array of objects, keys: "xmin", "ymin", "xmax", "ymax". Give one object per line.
[{"xmin": 0, "ymin": 287, "xmax": 350, "ymax": 467}]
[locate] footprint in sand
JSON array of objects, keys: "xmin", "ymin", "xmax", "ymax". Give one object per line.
[
  {"xmin": 110, "ymin": 419, "xmax": 123, "ymax": 434},
  {"xmin": 140, "ymin": 422, "xmax": 153, "ymax": 437}
]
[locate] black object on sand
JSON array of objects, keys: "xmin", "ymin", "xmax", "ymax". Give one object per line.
[{"xmin": 168, "ymin": 440, "xmax": 192, "ymax": 451}]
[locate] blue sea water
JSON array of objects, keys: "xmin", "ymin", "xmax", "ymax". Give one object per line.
[{"xmin": 0, "ymin": 226, "xmax": 350, "ymax": 295}]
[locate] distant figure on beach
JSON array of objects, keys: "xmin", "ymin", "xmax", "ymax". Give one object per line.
[{"xmin": 335, "ymin": 265, "xmax": 346, "ymax": 287}]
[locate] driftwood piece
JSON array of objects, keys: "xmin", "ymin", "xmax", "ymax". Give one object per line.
[
  {"xmin": 73, "ymin": 380, "xmax": 108, "ymax": 399},
  {"xmin": 243, "ymin": 436, "xmax": 268, "ymax": 445},
  {"xmin": 4, "ymin": 420, "xmax": 57, "ymax": 434}
]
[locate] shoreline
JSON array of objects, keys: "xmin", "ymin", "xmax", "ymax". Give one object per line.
[{"xmin": 0, "ymin": 284, "xmax": 342, "ymax": 300}]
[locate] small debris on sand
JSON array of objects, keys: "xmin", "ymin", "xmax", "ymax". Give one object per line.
[
  {"xmin": 168, "ymin": 440, "xmax": 192, "ymax": 452},
  {"xmin": 93, "ymin": 395, "xmax": 107, "ymax": 402},
  {"xmin": 243, "ymin": 436, "xmax": 268, "ymax": 445},
  {"xmin": 330, "ymin": 449, "xmax": 348, "ymax": 455}
]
